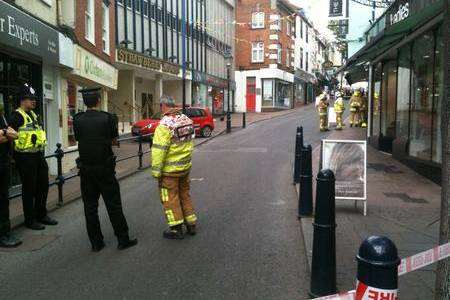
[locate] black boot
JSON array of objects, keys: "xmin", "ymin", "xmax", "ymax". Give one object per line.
[
  {"xmin": 163, "ymin": 225, "xmax": 184, "ymax": 240},
  {"xmin": 185, "ymin": 224, "xmax": 196, "ymax": 236},
  {"xmin": 25, "ymin": 221, "xmax": 45, "ymax": 231},
  {"xmin": 0, "ymin": 233, "xmax": 22, "ymax": 248},
  {"xmin": 117, "ymin": 237, "xmax": 138, "ymax": 250},
  {"xmin": 38, "ymin": 216, "xmax": 58, "ymax": 226},
  {"xmin": 91, "ymin": 241, "xmax": 106, "ymax": 253}
]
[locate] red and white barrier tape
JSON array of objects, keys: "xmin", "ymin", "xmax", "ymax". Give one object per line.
[{"xmin": 313, "ymin": 242, "xmax": 450, "ymax": 300}]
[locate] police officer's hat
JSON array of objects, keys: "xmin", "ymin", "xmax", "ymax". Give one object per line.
[
  {"xmin": 18, "ymin": 83, "xmax": 37, "ymax": 101},
  {"xmin": 79, "ymin": 87, "xmax": 102, "ymax": 101}
]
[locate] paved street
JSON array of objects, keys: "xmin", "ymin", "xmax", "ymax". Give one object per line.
[{"xmin": 0, "ymin": 105, "xmax": 327, "ymax": 299}]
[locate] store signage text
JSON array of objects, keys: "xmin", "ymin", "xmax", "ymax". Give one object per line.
[
  {"xmin": 390, "ymin": 3, "xmax": 409, "ymax": 25},
  {"xmin": 74, "ymin": 46, "xmax": 118, "ymax": 89},
  {"xmin": 329, "ymin": 0, "xmax": 343, "ymax": 17},
  {"xmin": 117, "ymin": 48, "xmax": 180, "ymax": 76},
  {"xmin": 0, "ymin": 0, "xmax": 58, "ymax": 62}
]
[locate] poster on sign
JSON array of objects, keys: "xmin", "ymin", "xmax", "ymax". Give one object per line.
[{"xmin": 321, "ymin": 140, "xmax": 367, "ymax": 215}]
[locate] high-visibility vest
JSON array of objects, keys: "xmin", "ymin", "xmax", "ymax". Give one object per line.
[
  {"xmin": 14, "ymin": 108, "xmax": 47, "ymax": 152},
  {"xmin": 151, "ymin": 115, "xmax": 194, "ymax": 177}
]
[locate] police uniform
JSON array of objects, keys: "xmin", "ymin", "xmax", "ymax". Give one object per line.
[
  {"xmin": 0, "ymin": 112, "xmax": 22, "ymax": 247},
  {"xmin": 73, "ymin": 88, "xmax": 137, "ymax": 252},
  {"xmin": 9, "ymin": 84, "xmax": 57, "ymax": 230},
  {"xmin": 151, "ymin": 107, "xmax": 197, "ymax": 239}
]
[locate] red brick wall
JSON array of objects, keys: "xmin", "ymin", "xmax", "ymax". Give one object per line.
[
  {"xmin": 74, "ymin": 0, "xmax": 116, "ymax": 64},
  {"xmin": 235, "ymin": 0, "xmax": 295, "ymax": 73}
]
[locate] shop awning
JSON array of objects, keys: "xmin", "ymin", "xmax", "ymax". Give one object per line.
[{"xmin": 344, "ymin": 0, "xmax": 444, "ymax": 70}]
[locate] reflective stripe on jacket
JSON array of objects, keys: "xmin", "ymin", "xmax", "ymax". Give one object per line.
[
  {"xmin": 151, "ymin": 124, "xmax": 194, "ymax": 178},
  {"xmin": 14, "ymin": 108, "xmax": 47, "ymax": 152},
  {"xmin": 334, "ymin": 98, "xmax": 345, "ymax": 113}
]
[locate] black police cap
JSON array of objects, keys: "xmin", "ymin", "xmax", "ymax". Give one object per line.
[{"xmin": 18, "ymin": 83, "xmax": 38, "ymax": 101}]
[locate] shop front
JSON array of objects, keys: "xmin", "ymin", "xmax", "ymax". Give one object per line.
[
  {"xmin": 363, "ymin": 0, "xmax": 445, "ymax": 183},
  {"xmin": 295, "ymin": 69, "xmax": 316, "ymax": 106},
  {"xmin": 261, "ymin": 79, "xmax": 294, "ymax": 111},
  {"xmin": 192, "ymin": 71, "xmax": 233, "ymax": 116}
]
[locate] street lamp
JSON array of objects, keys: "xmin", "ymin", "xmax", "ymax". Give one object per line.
[{"xmin": 224, "ymin": 50, "xmax": 233, "ymax": 133}]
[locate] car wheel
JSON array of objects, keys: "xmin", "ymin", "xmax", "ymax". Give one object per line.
[{"xmin": 201, "ymin": 126, "xmax": 212, "ymax": 138}]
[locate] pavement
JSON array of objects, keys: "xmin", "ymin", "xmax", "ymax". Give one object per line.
[
  {"xmin": 1, "ymin": 105, "xmax": 318, "ymax": 299},
  {"xmin": 7, "ymin": 108, "xmax": 301, "ymax": 230},
  {"xmin": 297, "ymin": 125, "xmax": 441, "ymax": 299}
]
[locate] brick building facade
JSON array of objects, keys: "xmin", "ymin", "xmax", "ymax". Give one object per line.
[{"xmin": 234, "ymin": 0, "xmax": 297, "ymax": 112}]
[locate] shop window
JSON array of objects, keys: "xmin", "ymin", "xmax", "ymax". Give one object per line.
[
  {"xmin": 395, "ymin": 45, "xmax": 411, "ymax": 140},
  {"xmin": 252, "ymin": 42, "xmax": 264, "ymax": 63},
  {"xmin": 85, "ymin": 0, "xmax": 95, "ymax": 44},
  {"xmin": 371, "ymin": 63, "xmax": 382, "ymax": 137},
  {"xmin": 275, "ymin": 81, "xmax": 291, "ymax": 108},
  {"xmin": 252, "ymin": 12, "xmax": 265, "ymax": 29},
  {"xmin": 262, "ymin": 79, "xmax": 274, "ymax": 107},
  {"xmin": 432, "ymin": 26, "xmax": 443, "ymax": 163},
  {"xmin": 381, "ymin": 60, "xmax": 397, "ymax": 139},
  {"xmin": 409, "ymin": 32, "xmax": 434, "ymax": 161},
  {"xmin": 102, "ymin": 3, "xmax": 110, "ymax": 54}
]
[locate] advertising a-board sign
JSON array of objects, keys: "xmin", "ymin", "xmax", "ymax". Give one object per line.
[{"xmin": 321, "ymin": 139, "xmax": 367, "ymax": 215}]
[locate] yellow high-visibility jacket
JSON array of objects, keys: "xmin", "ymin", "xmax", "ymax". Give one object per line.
[
  {"xmin": 14, "ymin": 108, "xmax": 47, "ymax": 152},
  {"xmin": 334, "ymin": 98, "xmax": 345, "ymax": 113},
  {"xmin": 151, "ymin": 114, "xmax": 194, "ymax": 178}
]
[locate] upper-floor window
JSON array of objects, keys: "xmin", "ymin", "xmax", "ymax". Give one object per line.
[
  {"xmin": 85, "ymin": 0, "xmax": 95, "ymax": 44},
  {"xmin": 300, "ymin": 47, "xmax": 304, "ymax": 69},
  {"xmin": 305, "ymin": 25, "xmax": 309, "ymax": 43},
  {"xmin": 252, "ymin": 12, "xmax": 265, "ymax": 29},
  {"xmin": 277, "ymin": 44, "xmax": 282, "ymax": 64},
  {"xmin": 252, "ymin": 42, "xmax": 264, "ymax": 63},
  {"xmin": 102, "ymin": 3, "xmax": 110, "ymax": 54},
  {"xmin": 300, "ymin": 20, "xmax": 303, "ymax": 39},
  {"xmin": 286, "ymin": 49, "xmax": 290, "ymax": 67},
  {"xmin": 306, "ymin": 52, "xmax": 309, "ymax": 71},
  {"xmin": 286, "ymin": 20, "xmax": 291, "ymax": 36}
]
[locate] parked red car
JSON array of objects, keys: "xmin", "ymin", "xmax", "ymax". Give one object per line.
[{"xmin": 132, "ymin": 107, "xmax": 215, "ymax": 138}]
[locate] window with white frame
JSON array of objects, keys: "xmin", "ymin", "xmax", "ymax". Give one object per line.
[
  {"xmin": 85, "ymin": 0, "xmax": 95, "ymax": 44},
  {"xmin": 286, "ymin": 49, "xmax": 290, "ymax": 66},
  {"xmin": 286, "ymin": 20, "xmax": 291, "ymax": 36},
  {"xmin": 102, "ymin": 3, "xmax": 110, "ymax": 54},
  {"xmin": 277, "ymin": 44, "xmax": 282, "ymax": 64},
  {"xmin": 300, "ymin": 47, "xmax": 304, "ymax": 69},
  {"xmin": 306, "ymin": 52, "xmax": 309, "ymax": 71},
  {"xmin": 252, "ymin": 42, "xmax": 264, "ymax": 63},
  {"xmin": 251, "ymin": 12, "xmax": 265, "ymax": 29}
]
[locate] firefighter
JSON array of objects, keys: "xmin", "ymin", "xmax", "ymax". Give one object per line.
[
  {"xmin": 334, "ymin": 91, "xmax": 345, "ymax": 130},
  {"xmin": 316, "ymin": 93, "xmax": 329, "ymax": 132},
  {"xmin": 151, "ymin": 97, "xmax": 197, "ymax": 239},
  {"xmin": 9, "ymin": 84, "xmax": 57, "ymax": 230},
  {"xmin": 359, "ymin": 89, "xmax": 368, "ymax": 128},
  {"xmin": 74, "ymin": 88, "xmax": 137, "ymax": 252},
  {"xmin": 349, "ymin": 90, "xmax": 362, "ymax": 127}
]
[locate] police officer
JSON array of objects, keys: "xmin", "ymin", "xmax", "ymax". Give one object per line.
[
  {"xmin": 151, "ymin": 97, "xmax": 197, "ymax": 239},
  {"xmin": 0, "ymin": 101, "xmax": 22, "ymax": 247},
  {"xmin": 73, "ymin": 88, "xmax": 137, "ymax": 252},
  {"xmin": 9, "ymin": 84, "xmax": 57, "ymax": 230}
]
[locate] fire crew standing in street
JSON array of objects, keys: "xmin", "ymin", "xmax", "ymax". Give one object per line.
[
  {"xmin": 349, "ymin": 90, "xmax": 362, "ymax": 127},
  {"xmin": 151, "ymin": 97, "xmax": 197, "ymax": 239},
  {"xmin": 74, "ymin": 88, "xmax": 137, "ymax": 252},
  {"xmin": 359, "ymin": 89, "xmax": 368, "ymax": 128},
  {"xmin": 0, "ymin": 102, "xmax": 22, "ymax": 247},
  {"xmin": 9, "ymin": 84, "xmax": 57, "ymax": 230},
  {"xmin": 333, "ymin": 91, "xmax": 345, "ymax": 130},
  {"xmin": 316, "ymin": 92, "xmax": 329, "ymax": 132}
]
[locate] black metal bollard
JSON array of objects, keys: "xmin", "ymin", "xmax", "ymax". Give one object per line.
[
  {"xmin": 242, "ymin": 112, "xmax": 246, "ymax": 128},
  {"xmin": 310, "ymin": 169, "xmax": 337, "ymax": 298},
  {"xmin": 298, "ymin": 144, "xmax": 313, "ymax": 217},
  {"xmin": 55, "ymin": 143, "xmax": 65, "ymax": 207},
  {"xmin": 138, "ymin": 132, "xmax": 143, "ymax": 169},
  {"xmin": 355, "ymin": 236, "xmax": 400, "ymax": 300},
  {"xmin": 293, "ymin": 126, "xmax": 304, "ymax": 184}
]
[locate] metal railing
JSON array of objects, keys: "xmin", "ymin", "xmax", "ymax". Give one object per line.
[{"xmin": 8, "ymin": 133, "xmax": 153, "ymax": 207}]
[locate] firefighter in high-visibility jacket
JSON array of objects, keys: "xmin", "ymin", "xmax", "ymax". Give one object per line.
[
  {"xmin": 359, "ymin": 90, "xmax": 368, "ymax": 128},
  {"xmin": 316, "ymin": 93, "xmax": 329, "ymax": 132},
  {"xmin": 151, "ymin": 97, "xmax": 197, "ymax": 239},
  {"xmin": 349, "ymin": 90, "xmax": 362, "ymax": 127},
  {"xmin": 334, "ymin": 92, "xmax": 345, "ymax": 130}
]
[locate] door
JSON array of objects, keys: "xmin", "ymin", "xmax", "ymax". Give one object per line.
[
  {"xmin": 380, "ymin": 60, "xmax": 398, "ymax": 153},
  {"xmin": 246, "ymin": 77, "xmax": 256, "ymax": 112}
]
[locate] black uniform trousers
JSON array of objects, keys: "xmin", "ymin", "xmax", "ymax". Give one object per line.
[
  {"xmin": 0, "ymin": 159, "xmax": 11, "ymax": 236},
  {"xmin": 80, "ymin": 165, "xmax": 129, "ymax": 245},
  {"xmin": 14, "ymin": 152, "xmax": 48, "ymax": 224}
]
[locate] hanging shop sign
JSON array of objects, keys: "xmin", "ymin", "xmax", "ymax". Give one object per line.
[
  {"xmin": 73, "ymin": 45, "xmax": 118, "ymax": 89},
  {"xmin": 321, "ymin": 139, "xmax": 367, "ymax": 215},
  {"xmin": 329, "ymin": 0, "xmax": 343, "ymax": 17},
  {"xmin": 388, "ymin": 1, "xmax": 409, "ymax": 25},
  {"xmin": 116, "ymin": 48, "xmax": 181, "ymax": 76},
  {"xmin": 0, "ymin": 0, "xmax": 59, "ymax": 63}
]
